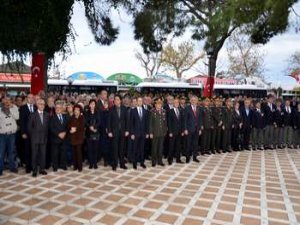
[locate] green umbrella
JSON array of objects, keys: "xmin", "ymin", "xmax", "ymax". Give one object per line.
[{"xmin": 107, "ymin": 73, "xmax": 143, "ymax": 85}]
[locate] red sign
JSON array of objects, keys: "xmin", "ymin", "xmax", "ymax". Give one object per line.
[
  {"xmin": 0, "ymin": 73, "xmax": 31, "ymax": 82},
  {"xmin": 31, "ymin": 52, "xmax": 46, "ymax": 95}
]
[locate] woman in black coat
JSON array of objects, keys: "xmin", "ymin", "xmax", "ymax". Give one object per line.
[
  {"xmin": 232, "ymin": 101, "xmax": 243, "ymax": 151},
  {"xmin": 84, "ymin": 99, "xmax": 100, "ymax": 169}
]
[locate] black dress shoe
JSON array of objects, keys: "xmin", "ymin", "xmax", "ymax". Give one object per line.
[
  {"xmin": 32, "ymin": 171, "xmax": 37, "ymax": 177},
  {"xmin": 186, "ymin": 157, "xmax": 190, "ymax": 163},
  {"xmin": 104, "ymin": 162, "xmax": 108, "ymax": 167},
  {"xmin": 133, "ymin": 164, "xmax": 137, "ymax": 170},
  {"xmin": 158, "ymin": 163, "xmax": 165, "ymax": 166},
  {"xmin": 168, "ymin": 160, "xmax": 172, "ymax": 165},
  {"xmin": 94, "ymin": 164, "xmax": 98, "ymax": 169},
  {"xmin": 216, "ymin": 150, "xmax": 221, "ymax": 154},
  {"xmin": 26, "ymin": 168, "xmax": 32, "ymax": 174},
  {"xmin": 141, "ymin": 164, "xmax": 147, "ymax": 169},
  {"xmin": 89, "ymin": 165, "xmax": 93, "ymax": 169},
  {"xmin": 193, "ymin": 157, "xmax": 200, "ymax": 163},
  {"xmin": 112, "ymin": 166, "xmax": 117, "ymax": 171},
  {"xmin": 40, "ymin": 170, "xmax": 47, "ymax": 175},
  {"xmin": 152, "ymin": 163, "xmax": 156, "ymax": 167},
  {"xmin": 121, "ymin": 165, "xmax": 128, "ymax": 170},
  {"xmin": 10, "ymin": 168, "xmax": 18, "ymax": 173},
  {"xmin": 53, "ymin": 168, "xmax": 58, "ymax": 172},
  {"xmin": 176, "ymin": 159, "xmax": 184, "ymax": 164},
  {"xmin": 211, "ymin": 151, "xmax": 216, "ymax": 154}
]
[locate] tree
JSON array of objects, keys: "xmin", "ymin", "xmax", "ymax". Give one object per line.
[
  {"xmin": 135, "ymin": 50, "xmax": 162, "ymax": 78},
  {"xmin": 227, "ymin": 31, "xmax": 265, "ymax": 79},
  {"xmin": 160, "ymin": 41, "xmax": 204, "ymax": 79},
  {"xmin": 129, "ymin": 0, "xmax": 298, "ymax": 83},
  {"xmin": 0, "ymin": 0, "xmax": 121, "ymax": 90},
  {"xmin": 286, "ymin": 51, "xmax": 300, "ymax": 75}
]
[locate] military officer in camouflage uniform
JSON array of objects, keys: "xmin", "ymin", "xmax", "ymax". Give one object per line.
[
  {"xmin": 222, "ymin": 98, "xmax": 233, "ymax": 153},
  {"xmin": 201, "ymin": 98, "xmax": 214, "ymax": 155},
  {"xmin": 149, "ymin": 98, "xmax": 168, "ymax": 167},
  {"xmin": 212, "ymin": 97, "xmax": 224, "ymax": 153}
]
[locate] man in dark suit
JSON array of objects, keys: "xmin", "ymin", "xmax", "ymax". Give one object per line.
[
  {"xmin": 96, "ymin": 90, "xmax": 108, "ymax": 111},
  {"xmin": 45, "ymin": 96, "xmax": 55, "ymax": 169},
  {"xmin": 293, "ymin": 102, "xmax": 300, "ymax": 149},
  {"xmin": 283, "ymin": 99, "xmax": 294, "ymax": 148},
  {"xmin": 263, "ymin": 95, "xmax": 276, "ymax": 149},
  {"xmin": 167, "ymin": 98, "xmax": 184, "ymax": 165},
  {"xmin": 240, "ymin": 98, "xmax": 253, "ymax": 150},
  {"xmin": 108, "ymin": 94, "xmax": 129, "ymax": 171},
  {"xmin": 49, "ymin": 102, "xmax": 69, "ymax": 172},
  {"xmin": 274, "ymin": 99, "xmax": 284, "ymax": 149},
  {"xmin": 252, "ymin": 101, "xmax": 265, "ymax": 150},
  {"xmin": 19, "ymin": 93, "xmax": 36, "ymax": 173},
  {"xmin": 130, "ymin": 97, "xmax": 149, "ymax": 169},
  {"xmin": 184, "ymin": 95, "xmax": 202, "ymax": 163},
  {"xmin": 28, "ymin": 98, "xmax": 49, "ymax": 177}
]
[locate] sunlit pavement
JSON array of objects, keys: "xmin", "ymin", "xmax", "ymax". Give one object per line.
[{"xmin": 1, "ymin": 149, "xmax": 300, "ymax": 225}]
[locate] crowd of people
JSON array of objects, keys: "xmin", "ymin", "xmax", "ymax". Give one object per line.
[{"xmin": 0, "ymin": 90, "xmax": 300, "ymax": 177}]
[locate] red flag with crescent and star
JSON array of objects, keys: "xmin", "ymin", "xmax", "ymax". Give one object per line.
[
  {"xmin": 31, "ymin": 52, "xmax": 45, "ymax": 95},
  {"xmin": 289, "ymin": 68, "xmax": 300, "ymax": 84}
]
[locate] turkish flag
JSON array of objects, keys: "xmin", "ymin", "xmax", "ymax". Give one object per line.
[
  {"xmin": 289, "ymin": 69, "xmax": 300, "ymax": 84},
  {"xmin": 203, "ymin": 76, "xmax": 215, "ymax": 98},
  {"xmin": 31, "ymin": 52, "xmax": 45, "ymax": 95}
]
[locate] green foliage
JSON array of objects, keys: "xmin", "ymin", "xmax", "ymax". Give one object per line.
[
  {"xmin": 0, "ymin": 0, "xmax": 120, "ymax": 60},
  {"xmin": 129, "ymin": 0, "xmax": 298, "ymax": 56}
]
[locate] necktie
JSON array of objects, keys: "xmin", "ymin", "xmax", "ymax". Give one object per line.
[
  {"xmin": 59, "ymin": 114, "xmax": 63, "ymax": 124},
  {"xmin": 175, "ymin": 108, "xmax": 179, "ymax": 119},
  {"xmin": 30, "ymin": 105, "xmax": 33, "ymax": 113},
  {"xmin": 117, "ymin": 107, "xmax": 120, "ymax": 118},
  {"xmin": 40, "ymin": 112, "xmax": 43, "ymax": 124},
  {"xmin": 139, "ymin": 107, "xmax": 142, "ymax": 119},
  {"xmin": 192, "ymin": 106, "xmax": 196, "ymax": 116}
]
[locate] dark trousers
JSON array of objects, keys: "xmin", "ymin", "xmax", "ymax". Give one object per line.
[
  {"xmin": 87, "ymin": 139, "xmax": 98, "ymax": 166},
  {"xmin": 202, "ymin": 129, "xmax": 212, "ymax": 153},
  {"xmin": 212, "ymin": 127, "xmax": 222, "ymax": 151},
  {"xmin": 51, "ymin": 141, "xmax": 67, "ymax": 169},
  {"xmin": 31, "ymin": 143, "xmax": 46, "ymax": 171},
  {"xmin": 99, "ymin": 133, "xmax": 111, "ymax": 164},
  {"xmin": 186, "ymin": 131, "xmax": 198, "ymax": 158},
  {"xmin": 168, "ymin": 134, "xmax": 181, "ymax": 162},
  {"xmin": 232, "ymin": 128, "xmax": 242, "ymax": 151},
  {"xmin": 243, "ymin": 127, "xmax": 251, "ymax": 149},
  {"xmin": 23, "ymin": 137, "xmax": 32, "ymax": 171},
  {"xmin": 111, "ymin": 134, "xmax": 125, "ymax": 168},
  {"xmin": 222, "ymin": 129, "xmax": 231, "ymax": 151},
  {"xmin": 151, "ymin": 136, "xmax": 164, "ymax": 164},
  {"xmin": 72, "ymin": 144, "xmax": 82, "ymax": 170},
  {"xmin": 133, "ymin": 136, "xmax": 145, "ymax": 165},
  {"xmin": 46, "ymin": 139, "xmax": 52, "ymax": 169},
  {"xmin": 16, "ymin": 131, "xmax": 24, "ymax": 165},
  {"xmin": 0, "ymin": 133, "xmax": 17, "ymax": 172}
]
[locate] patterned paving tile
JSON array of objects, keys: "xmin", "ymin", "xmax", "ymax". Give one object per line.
[{"xmin": 0, "ymin": 149, "xmax": 300, "ymax": 225}]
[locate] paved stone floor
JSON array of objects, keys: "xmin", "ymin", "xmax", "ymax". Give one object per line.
[{"xmin": 0, "ymin": 149, "xmax": 300, "ymax": 225}]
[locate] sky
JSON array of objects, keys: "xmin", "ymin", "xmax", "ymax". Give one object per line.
[{"xmin": 53, "ymin": 1, "xmax": 300, "ymax": 89}]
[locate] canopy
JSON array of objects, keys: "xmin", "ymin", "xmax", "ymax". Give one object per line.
[
  {"xmin": 67, "ymin": 72, "xmax": 104, "ymax": 81},
  {"xmin": 107, "ymin": 73, "xmax": 142, "ymax": 84}
]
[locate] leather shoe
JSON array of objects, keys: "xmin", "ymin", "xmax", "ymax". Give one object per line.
[
  {"xmin": 141, "ymin": 164, "xmax": 147, "ymax": 169},
  {"xmin": 32, "ymin": 171, "xmax": 37, "ymax": 177},
  {"xmin": 193, "ymin": 157, "xmax": 200, "ymax": 163},
  {"xmin": 40, "ymin": 170, "xmax": 47, "ymax": 175},
  {"xmin": 121, "ymin": 165, "xmax": 128, "ymax": 170},
  {"xmin": 133, "ymin": 164, "xmax": 137, "ymax": 170}
]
